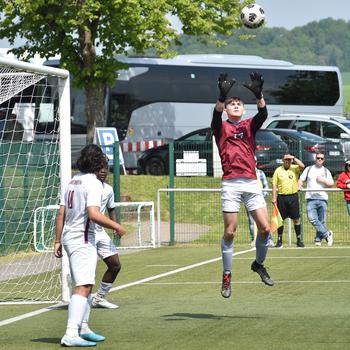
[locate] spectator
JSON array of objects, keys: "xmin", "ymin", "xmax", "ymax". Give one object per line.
[
  {"xmin": 298, "ymin": 153, "xmax": 334, "ymax": 246},
  {"xmin": 336, "ymin": 159, "xmax": 350, "ymax": 216},
  {"xmin": 272, "ymin": 153, "xmax": 305, "ymax": 248},
  {"xmin": 2, "ymin": 113, "xmax": 24, "ymax": 141}
]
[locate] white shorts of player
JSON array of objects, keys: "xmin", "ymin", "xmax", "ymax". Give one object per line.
[
  {"xmin": 221, "ymin": 178, "xmax": 266, "ymax": 213},
  {"xmin": 64, "ymin": 242, "xmax": 98, "ymax": 286},
  {"xmin": 95, "ymin": 230, "xmax": 118, "ymax": 260}
]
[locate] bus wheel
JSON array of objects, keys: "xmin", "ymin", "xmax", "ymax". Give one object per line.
[{"xmin": 145, "ymin": 158, "xmax": 165, "ymax": 175}]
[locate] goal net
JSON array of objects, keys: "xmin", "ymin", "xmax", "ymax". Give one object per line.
[{"xmin": 0, "ymin": 57, "xmax": 71, "ymax": 304}]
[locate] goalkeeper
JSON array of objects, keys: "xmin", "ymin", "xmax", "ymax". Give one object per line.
[
  {"xmin": 211, "ymin": 72, "xmax": 274, "ymax": 299},
  {"xmin": 91, "ymin": 162, "xmax": 122, "ymax": 309}
]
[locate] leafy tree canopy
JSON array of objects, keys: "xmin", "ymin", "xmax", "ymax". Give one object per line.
[{"xmin": 0, "ymin": 0, "xmax": 253, "ymax": 141}]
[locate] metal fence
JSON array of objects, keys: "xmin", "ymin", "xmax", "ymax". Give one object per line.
[{"xmin": 157, "ymin": 188, "xmax": 350, "ymax": 247}]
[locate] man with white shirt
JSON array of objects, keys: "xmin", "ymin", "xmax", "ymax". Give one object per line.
[{"xmin": 298, "ymin": 153, "xmax": 334, "ymax": 246}]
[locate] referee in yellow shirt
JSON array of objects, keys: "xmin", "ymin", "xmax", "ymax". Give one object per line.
[{"xmin": 272, "ymin": 153, "xmax": 305, "ymax": 248}]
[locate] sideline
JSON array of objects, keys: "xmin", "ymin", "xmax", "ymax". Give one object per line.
[{"xmin": 0, "ymin": 248, "xmax": 254, "ymax": 327}]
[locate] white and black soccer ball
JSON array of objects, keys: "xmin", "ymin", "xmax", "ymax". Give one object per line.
[{"xmin": 240, "ymin": 3, "xmax": 265, "ymax": 29}]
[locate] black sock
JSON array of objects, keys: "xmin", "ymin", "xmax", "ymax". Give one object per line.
[
  {"xmin": 277, "ymin": 227, "xmax": 283, "ymax": 241},
  {"xmin": 295, "ymin": 224, "xmax": 301, "ymax": 240}
]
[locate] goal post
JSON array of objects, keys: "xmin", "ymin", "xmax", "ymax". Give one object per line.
[
  {"xmin": 114, "ymin": 201, "xmax": 156, "ymax": 249},
  {"xmin": 0, "ymin": 57, "xmax": 71, "ymax": 304}
]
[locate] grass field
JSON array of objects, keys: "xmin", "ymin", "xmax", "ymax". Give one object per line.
[{"xmin": 1, "ymin": 245, "xmax": 350, "ymax": 349}]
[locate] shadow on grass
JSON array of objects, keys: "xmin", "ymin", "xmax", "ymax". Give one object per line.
[
  {"xmin": 162, "ymin": 313, "xmax": 262, "ymax": 321},
  {"xmin": 31, "ymin": 338, "xmax": 61, "ymax": 344}
]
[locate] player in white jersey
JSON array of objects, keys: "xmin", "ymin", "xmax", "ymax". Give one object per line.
[
  {"xmin": 91, "ymin": 164, "xmax": 122, "ymax": 309},
  {"xmin": 54, "ymin": 145, "xmax": 125, "ymax": 347}
]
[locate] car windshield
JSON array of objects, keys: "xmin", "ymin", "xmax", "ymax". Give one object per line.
[
  {"xmin": 339, "ymin": 121, "xmax": 350, "ymax": 129},
  {"xmin": 178, "ymin": 129, "xmax": 210, "ymax": 141}
]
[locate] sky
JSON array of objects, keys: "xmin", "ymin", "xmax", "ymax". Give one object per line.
[{"xmin": 257, "ymin": 0, "xmax": 350, "ymax": 29}]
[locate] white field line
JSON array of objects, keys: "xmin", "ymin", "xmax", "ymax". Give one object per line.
[
  {"xmin": 0, "ymin": 248, "xmax": 253, "ymax": 327},
  {"xmin": 235, "ymin": 256, "xmax": 350, "ymax": 260},
  {"xmin": 143, "ymin": 280, "xmax": 350, "ymax": 285},
  {"xmin": 1, "ymin": 248, "xmax": 349, "ymax": 327}
]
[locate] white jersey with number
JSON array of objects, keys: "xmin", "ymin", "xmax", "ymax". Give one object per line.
[
  {"xmin": 60, "ymin": 172, "xmax": 103, "ymax": 245},
  {"xmin": 95, "ymin": 182, "xmax": 116, "ymax": 240}
]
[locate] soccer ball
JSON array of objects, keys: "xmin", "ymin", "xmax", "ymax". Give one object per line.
[{"xmin": 240, "ymin": 3, "xmax": 265, "ymax": 29}]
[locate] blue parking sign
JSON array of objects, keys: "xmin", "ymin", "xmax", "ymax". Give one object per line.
[{"xmin": 95, "ymin": 127, "xmax": 124, "ymax": 165}]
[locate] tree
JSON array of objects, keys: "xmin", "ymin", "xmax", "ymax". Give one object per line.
[{"xmin": 0, "ymin": 0, "xmax": 252, "ymax": 142}]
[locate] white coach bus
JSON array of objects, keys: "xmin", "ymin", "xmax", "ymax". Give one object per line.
[{"xmin": 45, "ymin": 55, "xmax": 344, "ymax": 166}]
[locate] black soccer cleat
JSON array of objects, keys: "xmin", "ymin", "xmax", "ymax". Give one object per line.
[{"xmin": 251, "ymin": 260, "xmax": 274, "ymax": 286}]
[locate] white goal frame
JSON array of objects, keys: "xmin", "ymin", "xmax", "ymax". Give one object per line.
[{"xmin": 0, "ymin": 57, "xmax": 71, "ymax": 304}]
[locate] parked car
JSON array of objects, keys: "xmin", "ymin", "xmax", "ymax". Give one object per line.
[
  {"xmin": 268, "ymin": 128, "xmax": 345, "ymax": 174},
  {"xmin": 262, "ymin": 113, "xmax": 350, "ymax": 158},
  {"xmin": 137, "ymin": 128, "xmax": 288, "ymax": 176}
]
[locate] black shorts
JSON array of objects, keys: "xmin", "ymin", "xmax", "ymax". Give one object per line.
[{"xmin": 277, "ymin": 193, "xmax": 300, "ymax": 220}]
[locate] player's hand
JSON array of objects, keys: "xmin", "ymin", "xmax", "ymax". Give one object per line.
[
  {"xmin": 54, "ymin": 242, "xmax": 63, "ymax": 258},
  {"xmin": 218, "ymin": 73, "xmax": 235, "ymax": 102},
  {"xmin": 243, "ymin": 71, "xmax": 264, "ymax": 99},
  {"xmin": 114, "ymin": 225, "xmax": 126, "ymax": 238}
]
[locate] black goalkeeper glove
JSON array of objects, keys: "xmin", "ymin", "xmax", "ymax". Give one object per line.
[
  {"xmin": 243, "ymin": 72, "xmax": 264, "ymax": 99},
  {"xmin": 218, "ymin": 73, "xmax": 235, "ymax": 102}
]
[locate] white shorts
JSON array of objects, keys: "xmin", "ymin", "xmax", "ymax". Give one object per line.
[
  {"xmin": 221, "ymin": 178, "xmax": 266, "ymax": 213},
  {"xmin": 96, "ymin": 230, "xmax": 118, "ymax": 260},
  {"xmin": 64, "ymin": 242, "xmax": 97, "ymax": 286}
]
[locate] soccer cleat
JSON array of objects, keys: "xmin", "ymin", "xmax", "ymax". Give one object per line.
[
  {"xmin": 275, "ymin": 240, "xmax": 283, "ymax": 248},
  {"xmin": 251, "ymin": 260, "xmax": 274, "ymax": 286},
  {"xmin": 267, "ymin": 238, "xmax": 275, "ymax": 247},
  {"xmin": 91, "ymin": 296, "xmax": 119, "ymax": 309},
  {"xmin": 327, "ymin": 231, "xmax": 334, "ymax": 247},
  {"xmin": 296, "ymin": 240, "xmax": 305, "ymax": 248},
  {"xmin": 80, "ymin": 332, "xmax": 105, "ymax": 342},
  {"xmin": 61, "ymin": 335, "xmax": 96, "ymax": 347},
  {"xmin": 221, "ymin": 272, "xmax": 232, "ymax": 298}
]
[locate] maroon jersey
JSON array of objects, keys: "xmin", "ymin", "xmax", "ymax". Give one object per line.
[{"xmin": 211, "ymin": 106, "xmax": 268, "ymax": 180}]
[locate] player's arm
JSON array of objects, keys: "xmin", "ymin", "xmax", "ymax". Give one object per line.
[
  {"xmin": 88, "ymin": 206, "xmax": 126, "ymax": 237},
  {"xmin": 212, "ymin": 73, "xmax": 235, "ymax": 134},
  {"xmin": 244, "ymin": 72, "xmax": 267, "ymax": 130},
  {"xmin": 54, "ymin": 205, "xmax": 65, "ymax": 258},
  {"xmin": 107, "ymin": 207, "xmax": 117, "ymax": 221}
]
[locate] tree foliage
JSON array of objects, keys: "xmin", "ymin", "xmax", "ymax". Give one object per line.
[
  {"xmin": 0, "ymin": 0, "xmax": 252, "ymax": 141},
  {"xmin": 175, "ymin": 18, "xmax": 350, "ymax": 72}
]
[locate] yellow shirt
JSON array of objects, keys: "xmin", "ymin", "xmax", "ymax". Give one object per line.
[{"xmin": 272, "ymin": 164, "xmax": 300, "ymax": 195}]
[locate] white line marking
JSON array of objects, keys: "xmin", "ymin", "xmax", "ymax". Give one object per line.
[
  {"xmin": 0, "ymin": 248, "xmax": 253, "ymax": 327},
  {"xmin": 1, "ymin": 247, "xmax": 349, "ymax": 327},
  {"xmin": 109, "ymin": 248, "xmax": 255, "ymax": 293},
  {"xmin": 235, "ymin": 256, "xmax": 350, "ymax": 260},
  {"xmin": 143, "ymin": 280, "xmax": 350, "ymax": 285},
  {"xmin": 0, "ymin": 304, "xmax": 65, "ymax": 327},
  {"xmin": 146, "ymin": 264, "xmax": 178, "ymax": 267}
]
